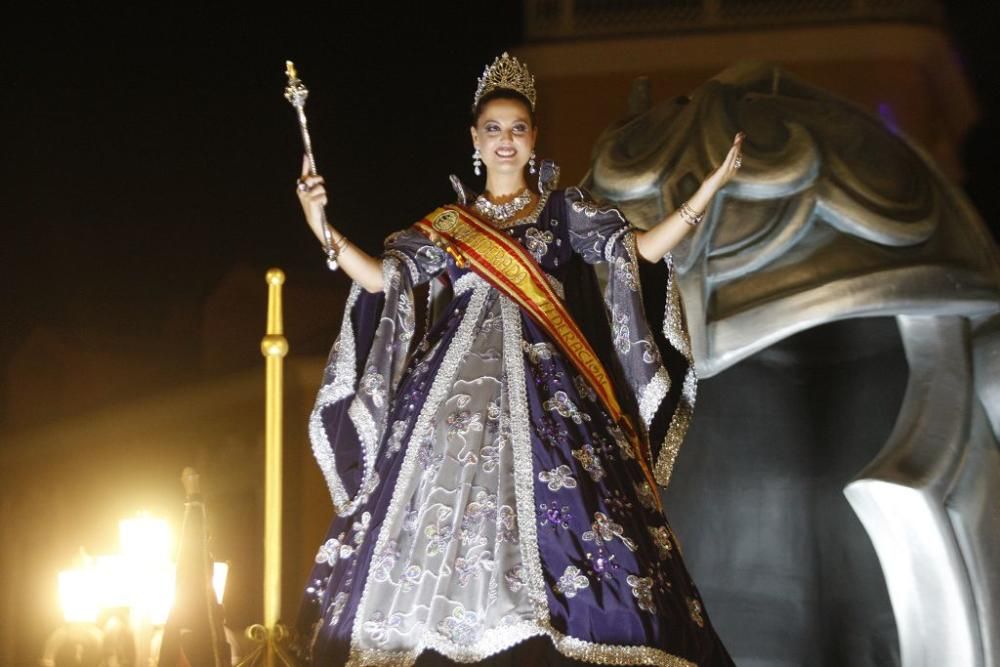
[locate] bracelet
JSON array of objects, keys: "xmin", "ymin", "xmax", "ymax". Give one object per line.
[
  {"xmin": 324, "ymin": 234, "xmax": 349, "ymax": 271},
  {"xmin": 678, "ymin": 201, "xmax": 704, "ymax": 227}
]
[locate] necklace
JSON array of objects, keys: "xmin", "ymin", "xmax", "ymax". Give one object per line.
[{"xmin": 474, "ymin": 188, "xmax": 532, "ymax": 223}]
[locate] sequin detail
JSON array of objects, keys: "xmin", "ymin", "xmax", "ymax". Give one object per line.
[
  {"xmin": 554, "ymin": 566, "xmax": 590, "ymax": 599},
  {"xmin": 538, "ymin": 465, "xmax": 577, "ymax": 491}
]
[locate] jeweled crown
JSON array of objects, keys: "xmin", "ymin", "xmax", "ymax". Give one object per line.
[{"xmin": 473, "ymin": 52, "xmax": 536, "ymax": 112}]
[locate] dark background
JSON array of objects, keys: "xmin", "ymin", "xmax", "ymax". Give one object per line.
[{"xmin": 1, "ymin": 4, "xmax": 996, "ymax": 431}]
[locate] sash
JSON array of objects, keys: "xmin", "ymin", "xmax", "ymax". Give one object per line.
[{"xmin": 415, "ymin": 205, "xmax": 660, "ymax": 503}]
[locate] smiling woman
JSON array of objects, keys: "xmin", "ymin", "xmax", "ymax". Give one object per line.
[{"xmin": 292, "ymin": 52, "xmax": 742, "ymax": 666}]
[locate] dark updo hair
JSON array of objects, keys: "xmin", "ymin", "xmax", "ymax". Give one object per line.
[{"xmin": 471, "ymin": 88, "xmax": 536, "ymax": 126}]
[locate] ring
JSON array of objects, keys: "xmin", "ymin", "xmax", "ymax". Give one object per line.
[
  {"xmin": 297, "ymin": 180, "xmax": 310, "ymax": 192},
  {"xmin": 734, "ymin": 156, "xmax": 743, "ymax": 169}
]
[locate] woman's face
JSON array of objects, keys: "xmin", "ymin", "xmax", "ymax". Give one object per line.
[{"xmin": 470, "ymin": 97, "xmax": 537, "ymax": 180}]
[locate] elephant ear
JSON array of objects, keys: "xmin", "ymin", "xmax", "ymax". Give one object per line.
[{"xmin": 583, "ymin": 61, "xmax": 1000, "ymax": 378}]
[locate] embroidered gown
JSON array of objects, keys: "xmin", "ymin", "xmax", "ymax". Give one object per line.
[{"xmin": 296, "ymin": 182, "xmax": 735, "ymax": 667}]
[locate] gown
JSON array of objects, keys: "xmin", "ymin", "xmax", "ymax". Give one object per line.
[{"xmin": 295, "ymin": 178, "xmax": 736, "ymax": 667}]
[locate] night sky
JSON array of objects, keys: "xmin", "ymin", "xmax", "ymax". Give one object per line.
[
  {"xmin": 2, "ymin": 3, "xmax": 997, "ymax": 429},
  {"xmin": 2, "ymin": 4, "xmax": 521, "ymax": 426}
]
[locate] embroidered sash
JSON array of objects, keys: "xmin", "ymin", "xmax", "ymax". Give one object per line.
[{"xmin": 415, "ymin": 205, "xmax": 659, "ymax": 502}]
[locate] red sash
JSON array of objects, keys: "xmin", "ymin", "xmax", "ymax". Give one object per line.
[{"xmin": 415, "ymin": 205, "xmax": 659, "ymax": 503}]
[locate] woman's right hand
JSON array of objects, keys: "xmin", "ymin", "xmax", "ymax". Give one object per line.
[{"xmin": 296, "ymin": 154, "xmax": 329, "ymax": 244}]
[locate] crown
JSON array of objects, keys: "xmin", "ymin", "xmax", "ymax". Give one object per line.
[{"xmin": 473, "ymin": 52, "xmax": 536, "ymax": 112}]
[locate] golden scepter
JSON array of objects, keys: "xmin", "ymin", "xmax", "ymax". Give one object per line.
[
  {"xmin": 239, "ymin": 269, "xmax": 296, "ymax": 667},
  {"xmin": 284, "ymin": 61, "xmax": 339, "ymax": 270}
]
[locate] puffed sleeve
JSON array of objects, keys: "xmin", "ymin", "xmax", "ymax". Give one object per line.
[
  {"xmin": 383, "ymin": 227, "xmax": 448, "ymax": 286},
  {"xmin": 563, "ymin": 187, "xmax": 697, "ymax": 488}
]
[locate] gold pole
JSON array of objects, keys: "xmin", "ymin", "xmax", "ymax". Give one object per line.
[{"xmin": 260, "ymin": 268, "xmax": 288, "ymax": 666}]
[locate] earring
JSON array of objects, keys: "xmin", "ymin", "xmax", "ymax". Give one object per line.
[
  {"xmin": 473, "ymin": 148, "xmax": 482, "ymax": 176},
  {"xmin": 528, "ymin": 151, "xmax": 537, "ymax": 174}
]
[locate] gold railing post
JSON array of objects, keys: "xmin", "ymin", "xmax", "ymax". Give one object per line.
[{"xmin": 238, "ymin": 268, "xmax": 297, "ymax": 667}]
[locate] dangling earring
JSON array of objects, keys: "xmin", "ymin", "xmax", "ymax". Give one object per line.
[
  {"xmin": 528, "ymin": 151, "xmax": 537, "ymax": 175},
  {"xmin": 473, "ymin": 148, "xmax": 482, "ymax": 176}
]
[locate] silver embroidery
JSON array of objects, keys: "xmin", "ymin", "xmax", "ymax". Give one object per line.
[
  {"xmin": 638, "ymin": 367, "xmax": 671, "ymax": 427},
  {"xmin": 329, "ymin": 591, "xmax": 348, "ymax": 627},
  {"xmin": 571, "ymin": 445, "xmax": 606, "ymax": 482},
  {"xmin": 385, "ymin": 419, "xmax": 408, "ymax": 458},
  {"xmin": 524, "ymin": 227, "xmax": 555, "ymax": 261},
  {"xmin": 363, "ymin": 611, "xmax": 404, "ymax": 645},
  {"xmin": 436, "ymin": 605, "xmax": 483, "ymax": 646},
  {"xmin": 544, "ymin": 391, "xmax": 591, "ymax": 424},
  {"xmin": 521, "ymin": 340, "xmax": 556, "ymax": 364},
  {"xmin": 582, "ymin": 512, "xmax": 638, "ymax": 552},
  {"xmin": 497, "ymin": 505, "xmax": 519, "ymax": 544},
  {"xmin": 626, "ymin": 575, "xmax": 657, "ymax": 613},
  {"xmin": 504, "ymin": 565, "xmax": 526, "ymax": 593},
  {"xmin": 554, "ymin": 566, "xmax": 591, "ymax": 599},
  {"xmin": 611, "ymin": 306, "xmax": 631, "ymax": 354},
  {"xmin": 613, "ymin": 255, "xmax": 639, "ymax": 292},
  {"xmin": 538, "ymin": 465, "xmax": 577, "ymax": 491},
  {"xmin": 315, "ymin": 532, "xmax": 354, "ymax": 567},
  {"xmin": 459, "ymin": 491, "xmax": 498, "ymax": 547}
]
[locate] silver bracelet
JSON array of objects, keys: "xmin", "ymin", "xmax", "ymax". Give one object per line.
[{"xmin": 678, "ymin": 201, "xmax": 704, "ymax": 227}]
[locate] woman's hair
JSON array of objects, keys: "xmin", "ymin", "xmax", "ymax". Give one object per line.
[{"xmin": 471, "ymin": 88, "xmax": 536, "ymax": 125}]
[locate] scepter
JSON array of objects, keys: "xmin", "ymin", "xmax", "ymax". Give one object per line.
[{"xmin": 284, "ymin": 61, "xmax": 339, "ymax": 270}]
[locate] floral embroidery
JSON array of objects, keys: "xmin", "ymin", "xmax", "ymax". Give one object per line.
[
  {"xmin": 637, "ymin": 334, "xmax": 661, "ymax": 364},
  {"xmin": 454, "ymin": 550, "xmax": 496, "ymax": 587},
  {"xmin": 608, "ymin": 422, "xmax": 634, "ymax": 460},
  {"xmin": 447, "ymin": 409, "xmax": 483, "ymax": 437},
  {"xmin": 384, "ymin": 419, "xmax": 408, "ymax": 458},
  {"xmin": 554, "ymin": 565, "xmax": 591, "ymax": 598},
  {"xmin": 536, "ymin": 413, "xmax": 570, "ymax": 448},
  {"xmin": 350, "ymin": 511, "xmax": 372, "ymax": 547},
  {"xmin": 363, "ymin": 610, "xmax": 404, "ymax": 645},
  {"xmin": 544, "ymin": 391, "xmax": 591, "ymax": 424},
  {"xmin": 437, "ymin": 604, "xmax": 483, "ymax": 646},
  {"xmin": 328, "ymin": 591, "xmax": 348, "ymax": 627},
  {"xmin": 522, "ymin": 341, "xmax": 557, "ymax": 365},
  {"xmin": 627, "ymin": 575, "xmax": 657, "ymax": 613},
  {"xmin": 634, "ymin": 480, "xmax": 658, "ymax": 511},
  {"xmin": 504, "ymin": 565, "xmax": 526, "ymax": 593},
  {"xmin": 538, "ymin": 500, "xmax": 573, "ymax": 530},
  {"xmin": 360, "ymin": 367, "xmax": 386, "ymax": 407},
  {"xmin": 486, "ymin": 398, "xmax": 502, "ymax": 427},
  {"xmin": 425, "ymin": 507, "xmax": 455, "ymax": 556},
  {"xmin": 399, "ymin": 564, "xmax": 422, "ymax": 592},
  {"xmin": 584, "ymin": 546, "xmax": 619, "ymax": 580},
  {"xmin": 613, "ymin": 255, "xmax": 639, "ymax": 292},
  {"xmin": 582, "ymin": 512, "xmax": 638, "ymax": 551},
  {"xmin": 480, "ymin": 442, "xmax": 501, "ymax": 472},
  {"xmin": 497, "ymin": 505, "xmax": 519, "ymax": 544},
  {"xmin": 573, "ymin": 375, "xmax": 598, "ymax": 402},
  {"xmin": 371, "ymin": 539, "xmax": 400, "ymax": 582},
  {"xmin": 460, "ymin": 490, "xmax": 498, "ymax": 547},
  {"xmin": 538, "ymin": 465, "xmax": 577, "ymax": 491},
  {"xmin": 648, "ymin": 525, "xmax": 674, "ymax": 559},
  {"xmin": 688, "ymin": 597, "xmax": 706, "ymax": 628},
  {"xmin": 524, "ymin": 227, "xmax": 555, "ymax": 261},
  {"xmin": 416, "ymin": 436, "xmax": 443, "ymax": 483},
  {"xmin": 572, "ymin": 445, "xmax": 606, "ymax": 482},
  {"xmin": 611, "ymin": 306, "xmax": 631, "ymax": 354},
  {"xmin": 315, "ymin": 532, "xmax": 353, "ymax": 566}
]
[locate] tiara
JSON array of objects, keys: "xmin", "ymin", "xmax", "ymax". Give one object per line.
[{"xmin": 473, "ymin": 52, "xmax": 536, "ymax": 112}]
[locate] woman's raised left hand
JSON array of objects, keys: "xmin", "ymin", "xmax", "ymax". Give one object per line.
[{"xmin": 702, "ymin": 132, "xmax": 745, "ymax": 195}]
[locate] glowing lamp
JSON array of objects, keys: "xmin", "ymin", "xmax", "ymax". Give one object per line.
[{"xmin": 58, "ymin": 568, "xmax": 99, "ymax": 624}]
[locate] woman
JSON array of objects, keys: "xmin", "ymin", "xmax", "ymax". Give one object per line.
[{"xmin": 294, "ymin": 53, "xmax": 741, "ymax": 666}]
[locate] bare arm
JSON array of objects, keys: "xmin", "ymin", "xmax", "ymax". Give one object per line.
[
  {"xmin": 296, "ymin": 155, "xmax": 385, "ymax": 293},
  {"xmin": 635, "ymin": 132, "xmax": 744, "ymax": 263}
]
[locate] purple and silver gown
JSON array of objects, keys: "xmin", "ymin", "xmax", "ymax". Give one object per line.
[{"xmin": 296, "ymin": 185, "xmax": 735, "ymax": 667}]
